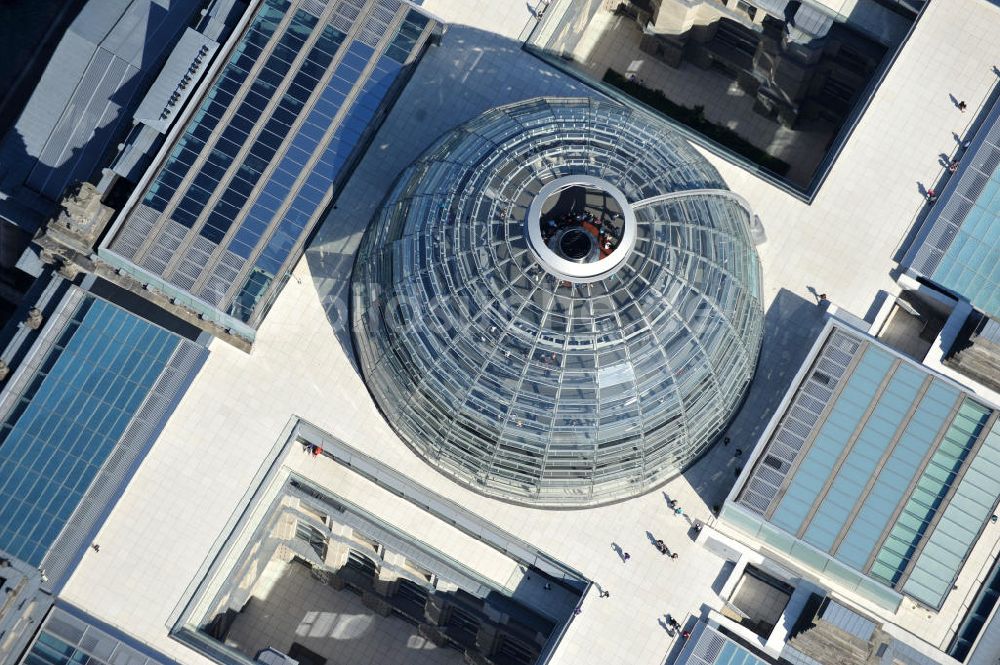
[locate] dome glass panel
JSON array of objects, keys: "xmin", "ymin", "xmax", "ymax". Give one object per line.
[{"xmin": 351, "ymin": 98, "xmax": 764, "ymax": 506}]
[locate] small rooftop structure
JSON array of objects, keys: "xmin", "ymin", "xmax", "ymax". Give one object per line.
[
  {"xmin": 944, "ymin": 314, "xmax": 1000, "ymax": 395},
  {"xmin": 133, "ymin": 28, "xmax": 218, "ymax": 134}
]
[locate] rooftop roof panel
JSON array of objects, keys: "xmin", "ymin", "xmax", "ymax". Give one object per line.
[{"xmin": 735, "ymin": 323, "xmax": 999, "ymax": 608}]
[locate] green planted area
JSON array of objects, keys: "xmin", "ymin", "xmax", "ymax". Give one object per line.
[{"xmin": 604, "ymin": 69, "xmax": 791, "ymax": 176}]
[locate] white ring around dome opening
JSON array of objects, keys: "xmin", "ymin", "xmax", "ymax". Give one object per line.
[{"xmin": 525, "ymin": 175, "xmax": 637, "ymax": 283}]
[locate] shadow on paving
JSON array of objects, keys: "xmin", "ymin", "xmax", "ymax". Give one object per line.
[{"xmin": 681, "ymin": 288, "xmax": 828, "ymax": 512}]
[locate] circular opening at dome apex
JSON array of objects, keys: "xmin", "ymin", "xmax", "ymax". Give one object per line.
[
  {"xmin": 526, "ymin": 175, "xmax": 637, "ymax": 283},
  {"xmin": 539, "ymin": 182, "xmax": 625, "ymax": 265}
]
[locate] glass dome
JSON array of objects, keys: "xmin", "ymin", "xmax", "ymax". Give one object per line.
[{"xmin": 351, "ymin": 98, "xmax": 764, "ymax": 507}]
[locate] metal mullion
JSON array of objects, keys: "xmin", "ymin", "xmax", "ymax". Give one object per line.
[
  {"xmin": 894, "ymin": 409, "xmax": 999, "ymax": 596},
  {"xmin": 827, "ymin": 374, "xmax": 935, "ymax": 558},
  {"xmin": 243, "ymin": 3, "xmax": 441, "ymax": 320},
  {"xmin": 861, "ymin": 392, "xmax": 966, "ymax": 577},
  {"xmin": 533, "ymin": 287, "xmax": 569, "ymax": 489},
  {"xmin": 792, "ymin": 357, "xmax": 902, "ymax": 540},
  {"xmin": 762, "ymin": 338, "xmax": 869, "ymax": 521}
]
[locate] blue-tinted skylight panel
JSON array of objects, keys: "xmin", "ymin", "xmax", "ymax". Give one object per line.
[
  {"xmin": 175, "ymin": 9, "xmax": 317, "ymax": 231},
  {"xmin": 0, "ymin": 298, "xmax": 178, "ymax": 565},
  {"xmin": 931, "ymin": 163, "xmax": 1000, "ymax": 317},
  {"xmin": 199, "ymin": 23, "xmax": 344, "ymax": 244},
  {"xmin": 714, "ymin": 638, "xmax": 768, "ymax": 665},
  {"xmin": 902, "ymin": 405, "xmax": 996, "ymax": 607},
  {"xmin": 802, "ymin": 362, "xmax": 924, "ymax": 553},
  {"xmin": 770, "ymin": 345, "xmax": 894, "ymax": 536},
  {"xmin": 108, "ymin": 0, "xmax": 437, "ymax": 332},
  {"xmin": 141, "ymin": 0, "xmax": 291, "ymax": 212},
  {"xmin": 871, "ymin": 398, "xmax": 990, "ymax": 593},
  {"xmin": 228, "ymin": 47, "xmax": 403, "ymax": 322},
  {"xmin": 834, "ymin": 380, "xmax": 959, "ymax": 569}
]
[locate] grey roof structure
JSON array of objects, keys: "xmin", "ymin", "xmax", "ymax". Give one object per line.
[
  {"xmin": 200, "ymin": 0, "xmax": 244, "ymax": 41},
  {"xmin": 0, "ymin": 0, "xmax": 203, "ymax": 225},
  {"xmin": 781, "ymin": 645, "xmax": 826, "ymax": 665},
  {"xmin": 133, "ymin": 27, "xmax": 219, "ymax": 134},
  {"xmin": 352, "ymin": 97, "xmax": 764, "ymax": 507},
  {"xmin": 108, "ymin": 124, "xmax": 165, "ymax": 184},
  {"xmin": 726, "ymin": 322, "xmax": 1000, "ymax": 610},
  {"xmin": 819, "ymin": 600, "xmax": 876, "ymax": 642}
]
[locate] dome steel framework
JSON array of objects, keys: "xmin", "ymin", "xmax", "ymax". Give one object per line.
[{"xmin": 351, "ymin": 97, "xmax": 764, "ymax": 506}]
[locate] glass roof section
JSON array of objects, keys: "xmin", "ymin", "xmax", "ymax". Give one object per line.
[
  {"xmin": 907, "ymin": 94, "xmax": 1000, "ymax": 318},
  {"xmin": 931, "ymin": 165, "xmax": 1000, "ymax": 317},
  {"xmin": 838, "ymin": 380, "xmax": 959, "ymax": 574},
  {"xmin": 352, "ymin": 97, "xmax": 764, "ymax": 507},
  {"xmin": 736, "ymin": 324, "xmax": 1000, "ymax": 608},
  {"xmin": 679, "ymin": 623, "xmax": 769, "ymax": 665},
  {"xmin": 902, "ymin": 411, "xmax": 1000, "ymax": 606},
  {"xmin": 102, "ymin": 0, "xmax": 437, "ymax": 335}
]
